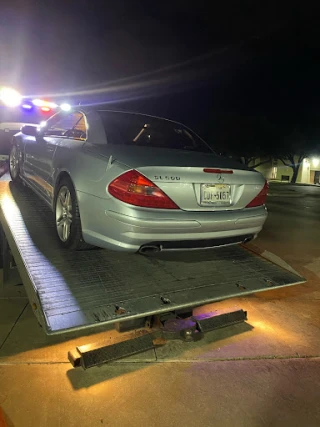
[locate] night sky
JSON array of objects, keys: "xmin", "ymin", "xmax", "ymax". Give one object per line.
[{"xmin": 1, "ymin": 1, "xmax": 320, "ymax": 129}]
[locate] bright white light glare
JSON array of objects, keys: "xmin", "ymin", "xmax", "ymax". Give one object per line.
[
  {"xmin": 32, "ymin": 99, "xmax": 58, "ymax": 108},
  {"xmin": 0, "ymin": 87, "xmax": 22, "ymax": 107},
  {"xmin": 32, "ymin": 99, "xmax": 44, "ymax": 106},
  {"xmin": 60, "ymin": 103, "xmax": 71, "ymax": 111},
  {"xmin": 312, "ymin": 158, "xmax": 319, "ymax": 168},
  {"xmin": 39, "ymin": 121, "xmax": 47, "ymax": 127}
]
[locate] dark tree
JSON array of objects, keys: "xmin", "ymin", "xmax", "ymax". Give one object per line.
[
  {"xmin": 276, "ymin": 131, "xmax": 305, "ymax": 183},
  {"xmin": 201, "ymin": 113, "xmax": 319, "ymax": 184},
  {"xmin": 274, "ymin": 123, "xmax": 317, "ymax": 184},
  {"xmin": 203, "ymin": 114, "xmax": 274, "ymax": 167}
]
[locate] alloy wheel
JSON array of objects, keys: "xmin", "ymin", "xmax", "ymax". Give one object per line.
[
  {"xmin": 9, "ymin": 146, "xmax": 19, "ymax": 179},
  {"xmin": 56, "ymin": 186, "xmax": 73, "ymax": 242}
]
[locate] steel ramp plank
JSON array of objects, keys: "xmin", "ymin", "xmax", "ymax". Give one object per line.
[
  {"xmin": 68, "ymin": 310, "xmax": 249, "ymax": 369},
  {"xmin": 69, "ymin": 330, "xmax": 155, "ymax": 369},
  {"xmin": 0, "ymin": 179, "xmax": 305, "ymax": 335}
]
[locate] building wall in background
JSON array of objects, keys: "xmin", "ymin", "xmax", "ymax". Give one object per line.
[
  {"xmin": 252, "ymin": 156, "xmax": 320, "ymax": 184},
  {"xmin": 310, "ymin": 170, "xmax": 315, "ymax": 183},
  {"xmin": 253, "ymin": 161, "xmax": 274, "ymax": 180}
]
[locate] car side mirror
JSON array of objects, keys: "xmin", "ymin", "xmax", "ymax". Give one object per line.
[{"xmin": 21, "ymin": 125, "xmax": 38, "ymax": 137}]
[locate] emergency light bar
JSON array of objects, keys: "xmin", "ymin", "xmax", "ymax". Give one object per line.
[{"xmin": 0, "ymin": 86, "xmax": 71, "ymax": 113}]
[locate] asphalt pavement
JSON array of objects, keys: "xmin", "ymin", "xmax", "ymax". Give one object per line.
[
  {"xmin": 260, "ymin": 188, "xmax": 320, "ymax": 268},
  {"xmin": 0, "ymin": 185, "xmax": 319, "ymax": 427},
  {"xmin": 268, "ymin": 182, "xmax": 320, "ymax": 198}
]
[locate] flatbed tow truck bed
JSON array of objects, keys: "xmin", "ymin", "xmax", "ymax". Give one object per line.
[{"xmin": 0, "ymin": 173, "xmax": 305, "ymax": 334}]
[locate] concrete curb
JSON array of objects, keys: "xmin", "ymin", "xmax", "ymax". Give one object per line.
[
  {"xmin": 269, "ymin": 182, "xmax": 320, "ymax": 188},
  {"xmin": 268, "ymin": 193, "xmax": 303, "ymax": 198}
]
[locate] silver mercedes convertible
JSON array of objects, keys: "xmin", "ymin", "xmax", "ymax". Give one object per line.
[{"xmin": 9, "ymin": 108, "xmax": 268, "ymax": 252}]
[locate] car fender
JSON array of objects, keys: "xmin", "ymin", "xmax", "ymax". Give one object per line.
[{"xmin": 52, "ymin": 144, "xmax": 126, "ymax": 199}]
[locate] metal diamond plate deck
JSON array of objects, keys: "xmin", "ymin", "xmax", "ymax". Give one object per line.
[{"xmin": 0, "ymin": 178, "xmax": 305, "ymax": 334}]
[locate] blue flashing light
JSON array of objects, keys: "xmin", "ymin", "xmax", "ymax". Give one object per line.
[{"xmin": 22, "ymin": 103, "xmax": 33, "ymax": 111}]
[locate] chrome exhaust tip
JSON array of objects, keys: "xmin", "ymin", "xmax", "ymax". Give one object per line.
[
  {"xmin": 243, "ymin": 236, "xmax": 254, "ymax": 244},
  {"xmin": 139, "ymin": 245, "xmax": 162, "ymax": 254}
]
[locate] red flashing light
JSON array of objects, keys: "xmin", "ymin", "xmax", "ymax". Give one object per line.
[
  {"xmin": 108, "ymin": 170, "xmax": 179, "ymax": 209},
  {"xmin": 41, "ymin": 106, "xmax": 51, "ymax": 112},
  {"xmin": 246, "ymin": 181, "xmax": 269, "ymax": 208}
]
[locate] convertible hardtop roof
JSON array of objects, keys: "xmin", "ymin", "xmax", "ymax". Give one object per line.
[{"xmin": 78, "ymin": 106, "xmax": 187, "ymax": 128}]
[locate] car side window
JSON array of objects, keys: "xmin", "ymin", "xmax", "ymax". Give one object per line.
[{"xmin": 44, "ymin": 112, "xmax": 87, "ymax": 140}]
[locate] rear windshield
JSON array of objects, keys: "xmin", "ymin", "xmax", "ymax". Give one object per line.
[{"xmin": 98, "ymin": 111, "xmax": 213, "ymax": 153}]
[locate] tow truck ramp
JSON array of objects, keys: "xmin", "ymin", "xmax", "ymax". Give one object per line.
[{"xmin": 0, "ymin": 175, "xmax": 305, "ymax": 339}]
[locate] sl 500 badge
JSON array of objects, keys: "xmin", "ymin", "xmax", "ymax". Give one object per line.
[{"xmin": 154, "ymin": 176, "xmax": 181, "ymax": 181}]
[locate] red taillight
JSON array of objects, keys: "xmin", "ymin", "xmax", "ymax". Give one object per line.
[
  {"xmin": 108, "ymin": 170, "xmax": 179, "ymax": 209},
  {"xmin": 246, "ymin": 181, "xmax": 269, "ymax": 208},
  {"xmin": 41, "ymin": 106, "xmax": 51, "ymax": 112}
]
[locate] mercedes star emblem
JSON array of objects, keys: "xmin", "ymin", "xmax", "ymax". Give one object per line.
[{"xmin": 217, "ymin": 174, "xmax": 224, "ymax": 183}]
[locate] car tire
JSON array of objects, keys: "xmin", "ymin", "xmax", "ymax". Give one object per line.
[
  {"xmin": 9, "ymin": 144, "xmax": 22, "ymax": 183},
  {"xmin": 54, "ymin": 177, "xmax": 92, "ymax": 250}
]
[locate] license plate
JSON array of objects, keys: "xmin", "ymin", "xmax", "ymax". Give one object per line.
[{"xmin": 200, "ymin": 184, "xmax": 231, "ymax": 206}]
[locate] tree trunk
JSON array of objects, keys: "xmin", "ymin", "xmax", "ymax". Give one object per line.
[{"xmin": 291, "ymin": 165, "xmax": 300, "ymax": 184}]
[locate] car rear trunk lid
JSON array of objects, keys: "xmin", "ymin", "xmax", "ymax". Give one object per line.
[{"xmin": 136, "ymin": 166, "xmax": 265, "ymax": 211}]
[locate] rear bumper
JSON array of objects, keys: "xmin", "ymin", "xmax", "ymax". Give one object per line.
[
  {"xmin": 140, "ymin": 234, "xmax": 255, "ymax": 252},
  {"xmin": 78, "ymin": 191, "xmax": 268, "ymax": 252}
]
